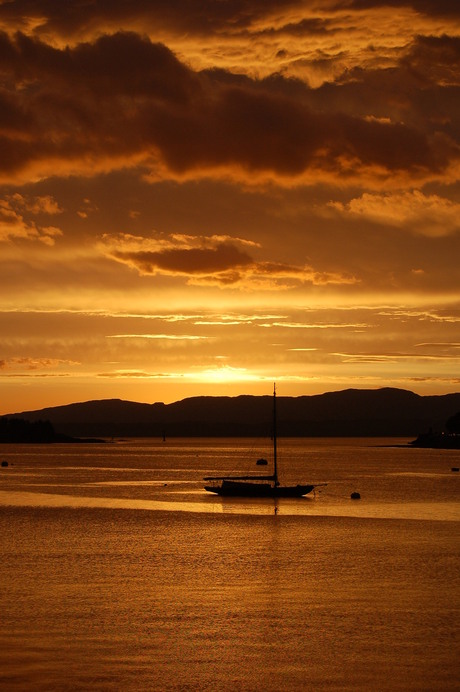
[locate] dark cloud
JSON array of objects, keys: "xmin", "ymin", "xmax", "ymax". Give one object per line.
[
  {"xmin": 1, "ymin": 30, "xmax": 458, "ymax": 184},
  {"xmin": 0, "ymin": 0, "xmax": 299, "ymax": 39},
  {"xmin": 402, "ymin": 34, "xmax": 460, "ymax": 86},
  {"xmin": 329, "ymin": 0, "xmax": 460, "ymax": 19},
  {"xmin": 0, "ymin": 31, "xmax": 199, "ymax": 177},
  {"xmin": 0, "ymin": 0, "xmax": 458, "ymax": 42},
  {"xmin": 2, "ymin": 30, "xmax": 198, "ymax": 100},
  {"xmin": 105, "ymin": 234, "xmax": 359, "ymax": 288},
  {"xmin": 310, "ymin": 35, "xmax": 460, "ymax": 148},
  {"xmin": 113, "ymin": 243, "xmax": 253, "ymax": 276}
]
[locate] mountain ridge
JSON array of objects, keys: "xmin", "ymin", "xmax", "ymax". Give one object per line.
[{"xmin": 3, "ymin": 387, "xmax": 460, "ymax": 438}]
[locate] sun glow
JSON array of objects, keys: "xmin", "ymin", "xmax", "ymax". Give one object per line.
[{"xmin": 189, "ymin": 366, "xmax": 262, "ymax": 384}]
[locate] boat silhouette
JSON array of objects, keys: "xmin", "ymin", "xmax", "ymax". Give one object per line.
[{"xmin": 204, "ymin": 384, "xmax": 319, "ymax": 497}]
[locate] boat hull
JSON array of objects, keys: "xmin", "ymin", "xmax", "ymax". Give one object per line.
[{"xmin": 204, "ymin": 479, "xmax": 315, "ymax": 497}]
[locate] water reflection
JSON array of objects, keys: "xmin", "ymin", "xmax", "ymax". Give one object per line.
[{"xmin": 0, "ymin": 489, "xmax": 458, "ymax": 520}]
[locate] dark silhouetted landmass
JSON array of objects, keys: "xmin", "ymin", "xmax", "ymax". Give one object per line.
[
  {"xmin": 0, "ymin": 417, "xmax": 104, "ymax": 443},
  {"xmin": 410, "ymin": 432, "xmax": 460, "ymax": 449},
  {"xmin": 446, "ymin": 411, "xmax": 460, "ymax": 434},
  {"xmin": 2, "ymin": 388, "xmax": 460, "ymax": 439}
]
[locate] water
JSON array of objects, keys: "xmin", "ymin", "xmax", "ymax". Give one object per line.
[{"xmin": 0, "ymin": 438, "xmax": 458, "ymax": 690}]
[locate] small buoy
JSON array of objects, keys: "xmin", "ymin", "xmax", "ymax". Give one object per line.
[
  {"xmin": 351, "ymin": 491, "xmax": 361, "ymax": 499},
  {"xmin": 1, "ymin": 461, "xmax": 8, "ymax": 467},
  {"xmin": 451, "ymin": 467, "xmax": 459, "ymax": 472}
]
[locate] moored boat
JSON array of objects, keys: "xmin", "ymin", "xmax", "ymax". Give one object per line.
[{"xmin": 204, "ymin": 385, "xmax": 321, "ymax": 497}]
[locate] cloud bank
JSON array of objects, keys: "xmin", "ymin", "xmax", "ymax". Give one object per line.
[{"xmin": 1, "ymin": 28, "xmax": 459, "ymax": 186}]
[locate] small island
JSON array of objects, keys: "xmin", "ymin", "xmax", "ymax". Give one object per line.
[
  {"xmin": 410, "ymin": 411, "xmax": 460, "ymax": 449},
  {"xmin": 0, "ymin": 418, "xmax": 104, "ymax": 443},
  {"xmin": 410, "ymin": 432, "xmax": 460, "ymax": 449}
]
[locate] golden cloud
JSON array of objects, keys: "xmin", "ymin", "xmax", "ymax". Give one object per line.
[
  {"xmin": 335, "ymin": 351, "xmax": 460, "ymax": 364},
  {"xmin": 330, "ymin": 190, "xmax": 460, "ymax": 237},
  {"xmin": 97, "ymin": 370, "xmax": 176, "ymax": 379},
  {"xmin": 0, "ymin": 357, "xmax": 79, "ymax": 370},
  {"xmin": 101, "ymin": 232, "xmax": 359, "ymax": 289},
  {"xmin": 0, "ymin": 2, "xmax": 456, "ymax": 89},
  {"xmin": 0, "ymin": 194, "xmax": 63, "ymax": 243},
  {"xmin": 106, "ymin": 334, "xmax": 207, "ymax": 340}
]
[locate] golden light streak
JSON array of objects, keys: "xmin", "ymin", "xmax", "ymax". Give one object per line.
[{"xmin": 106, "ymin": 334, "xmax": 208, "ymax": 340}]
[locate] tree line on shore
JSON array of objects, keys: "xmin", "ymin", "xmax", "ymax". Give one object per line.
[{"xmin": 0, "ymin": 418, "xmax": 102, "ymax": 443}]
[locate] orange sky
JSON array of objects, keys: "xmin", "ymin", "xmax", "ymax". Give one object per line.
[{"xmin": 1, "ymin": 0, "xmax": 460, "ymax": 413}]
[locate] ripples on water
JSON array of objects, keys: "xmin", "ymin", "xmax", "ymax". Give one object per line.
[{"xmin": 0, "ymin": 438, "xmax": 458, "ymax": 690}]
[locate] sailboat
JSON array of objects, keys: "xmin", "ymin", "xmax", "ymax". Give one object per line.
[{"xmin": 204, "ymin": 384, "xmax": 317, "ymax": 497}]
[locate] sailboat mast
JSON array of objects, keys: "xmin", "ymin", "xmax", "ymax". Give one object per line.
[{"xmin": 273, "ymin": 383, "xmax": 278, "ymax": 485}]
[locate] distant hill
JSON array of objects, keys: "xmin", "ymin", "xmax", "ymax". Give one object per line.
[{"xmin": 3, "ymin": 388, "xmax": 460, "ymax": 438}]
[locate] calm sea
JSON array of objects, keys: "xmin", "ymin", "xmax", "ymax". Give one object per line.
[{"xmin": 0, "ymin": 438, "xmax": 458, "ymax": 691}]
